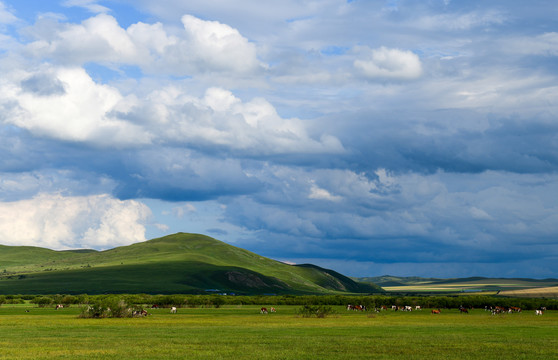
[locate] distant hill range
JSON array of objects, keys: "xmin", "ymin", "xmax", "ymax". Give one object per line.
[
  {"xmin": 357, "ymin": 275, "xmax": 558, "ymax": 297},
  {"xmin": 0, "ymin": 233, "xmax": 382, "ymax": 295}
]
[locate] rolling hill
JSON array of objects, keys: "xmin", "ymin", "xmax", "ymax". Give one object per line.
[{"xmin": 0, "ymin": 233, "xmax": 383, "ymax": 295}]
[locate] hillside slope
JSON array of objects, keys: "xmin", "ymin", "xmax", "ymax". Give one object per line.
[{"xmin": 0, "ymin": 233, "xmax": 382, "ymax": 295}]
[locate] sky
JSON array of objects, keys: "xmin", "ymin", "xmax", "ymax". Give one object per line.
[{"xmin": 0, "ymin": 0, "xmax": 557, "ymax": 279}]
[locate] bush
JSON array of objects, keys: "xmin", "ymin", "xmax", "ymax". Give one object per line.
[
  {"xmin": 296, "ymin": 304, "xmax": 335, "ymax": 318},
  {"xmin": 80, "ymin": 297, "xmax": 132, "ymax": 318},
  {"xmin": 32, "ymin": 296, "xmax": 54, "ymax": 307}
]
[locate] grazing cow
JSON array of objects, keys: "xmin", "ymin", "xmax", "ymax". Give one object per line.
[
  {"xmin": 270, "ymin": 307, "xmax": 276, "ymax": 313},
  {"xmin": 170, "ymin": 307, "xmax": 177, "ymax": 314},
  {"xmin": 404, "ymin": 305, "xmax": 412, "ymax": 312},
  {"xmin": 459, "ymin": 307, "xmax": 469, "ymax": 314},
  {"xmin": 151, "ymin": 304, "xmax": 160, "ymax": 309},
  {"xmin": 415, "ymin": 306, "xmax": 422, "ymax": 311},
  {"xmin": 535, "ymin": 309, "xmax": 544, "ymax": 315},
  {"xmin": 133, "ymin": 309, "xmax": 149, "ymax": 317},
  {"xmin": 260, "ymin": 307, "xmax": 268, "ymax": 314},
  {"xmin": 431, "ymin": 309, "xmax": 441, "ymax": 314},
  {"xmin": 391, "ymin": 305, "xmax": 397, "ymax": 310},
  {"xmin": 55, "ymin": 304, "xmax": 63, "ymax": 310}
]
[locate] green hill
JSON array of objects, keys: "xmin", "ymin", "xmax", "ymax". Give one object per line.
[{"xmin": 0, "ymin": 233, "xmax": 382, "ymax": 295}]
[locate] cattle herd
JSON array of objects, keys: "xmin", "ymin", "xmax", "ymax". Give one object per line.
[
  {"xmin": 342, "ymin": 304, "xmax": 548, "ymax": 316},
  {"xmin": 53, "ymin": 303, "xmax": 550, "ymax": 316}
]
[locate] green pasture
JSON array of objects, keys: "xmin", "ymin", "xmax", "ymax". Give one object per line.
[{"xmin": 0, "ymin": 304, "xmax": 556, "ymax": 359}]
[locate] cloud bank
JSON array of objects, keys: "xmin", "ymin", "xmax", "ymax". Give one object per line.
[{"xmin": 0, "ymin": 0, "xmax": 557, "ymax": 278}]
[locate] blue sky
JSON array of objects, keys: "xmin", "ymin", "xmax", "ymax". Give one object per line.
[{"xmin": 1, "ymin": 0, "xmax": 557, "ymax": 278}]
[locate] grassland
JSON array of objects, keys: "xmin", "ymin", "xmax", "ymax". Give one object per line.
[
  {"xmin": 361, "ymin": 275, "xmax": 558, "ymax": 296},
  {"xmin": 0, "ymin": 304, "xmax": 556, "ymax": 359},
  {"xmin": 499, "ymin": 286, "xmax": 558, "ymax": 298}
]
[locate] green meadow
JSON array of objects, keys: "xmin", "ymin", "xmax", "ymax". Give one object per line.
[{"xmin": 1, "ymin": 304, "xmax": 556, "ymax": 359}]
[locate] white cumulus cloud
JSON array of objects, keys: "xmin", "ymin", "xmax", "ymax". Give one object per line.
[
  {"xmin": 0, "ymin": 66, "xmax": 151, "ymax": 146},
  {"xmin": 22, "ymin": 13, "xmax": 262, "ymax": 76},
  {"xmin": 180, "ymin": 14, "xmax": 261, "ymax": 73},
  {"xmin": 0, "ymin": 193, "xmax": 151, "ymax": 250},
  {"xmin": 354, "ymin": 46, "xmax": 423, "ymax": 80}
]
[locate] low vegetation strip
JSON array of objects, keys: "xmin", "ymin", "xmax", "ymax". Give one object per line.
[
  {"xmin": 0, "ymin": 304, "xmax": 556, "ymax": 359},
  {"xmin": 2, "ymin": 293, "xmax": 556, "ymax": 311}
]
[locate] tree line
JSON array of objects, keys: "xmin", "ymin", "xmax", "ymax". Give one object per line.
[{"xmin": 0, "ymin": 294, "xmax": 556, "ymax": 310}]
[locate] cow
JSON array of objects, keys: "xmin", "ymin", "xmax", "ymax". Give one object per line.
[
  {"xmin": 55, "ymin": 304, "xmax": 63, "ymax": 310},
  {"xmin": 260, "ymin": 307, "xmax": 268, "ymax": 314},
  {"xmin": 404, "ymin": 305, "xmax": 412, "ymax": 312},
  {"xmin": 133, "ymin": 309, "xmax": 149, "ymax": 317},
  {"xmin": 459, "ymin": 307, "xmax": 469, "ymax": 314},
  {"xmin": 415, "ymin": 306, "xmax": 422, "ymax": 311},
  {"xmin": 431, "ymin": 309, "xmax": 441, "ymax": 314},
  {"xmin": 535, "ymin": 309, "xmax": 544, "ymax": 315},
  {"xmin": 270, "ymin": 307, "xmax": 276, "ymax": 313},
  {"xmin": 170, "ymin": 307, "xmax": 177, "ymax": 314}
]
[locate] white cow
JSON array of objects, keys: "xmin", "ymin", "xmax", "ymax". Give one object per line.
[
  {"xmin": 170, "ymin": 307, "xmax": 177, "ymax": 314},
  {"xmin": 535, "ymin": 309, "xmax": 543, "ymax": 315}
]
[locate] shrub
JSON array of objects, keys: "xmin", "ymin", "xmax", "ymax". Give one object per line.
[
  {"xmin": 32, "ymin": 296, "xmax": 54, "ymax": 307},
  {"xmin": 80, "ymin": 298, "xmax": 132, "ymax": 318},
  {"xmin": 296, "ymin": 304, "xmax": 335, "ymax": 318}
]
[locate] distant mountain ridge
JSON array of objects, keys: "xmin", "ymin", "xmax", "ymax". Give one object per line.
[{"xmin": 0, "ymin": 233, "xmax": 382, "ymax": 295}]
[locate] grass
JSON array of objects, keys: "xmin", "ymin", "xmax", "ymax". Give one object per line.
[
  {"xmin": 0, "ymin": 233, "xmax": 380, "ymax": 295},
  {"xmin": 0, "ymin": 304, "xmax": 556, "ymax": 359},
  {"xmin": 499, "ymin": 286, "xmax": 558, "ymax": 298},
  {"xmin": 368, "ymin": 276, "xmax": 558, "ymax": 295}
]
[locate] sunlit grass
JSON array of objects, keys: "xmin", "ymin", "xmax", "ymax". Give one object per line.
[{"xmin": 0, "ymin": 304, "xmax": 556, "ymax": 359}]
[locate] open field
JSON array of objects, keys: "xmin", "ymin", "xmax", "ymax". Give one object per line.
[
  {"xmin": 1, "ymin": 304, "xmax": 556, "ymax": 359},
  {"xmin": 499, "ymin": 286, "xmax": 558, "ymax": 298},
  {"xmin": 362, "ymin": 276, "xmax": 558, "ymax": 296}
]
